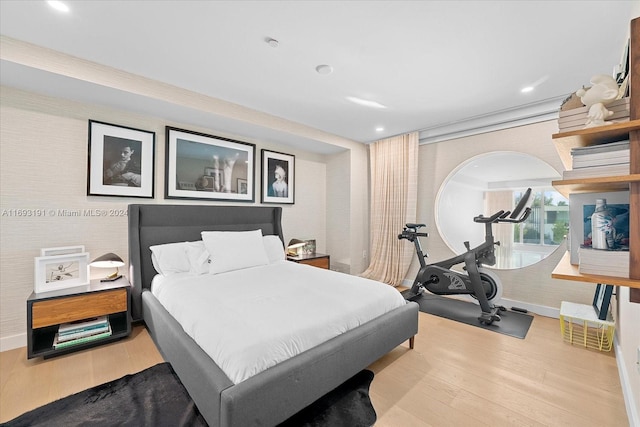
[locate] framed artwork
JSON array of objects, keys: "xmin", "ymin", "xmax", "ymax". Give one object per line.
[
  {"xmin": 87, "ymin": 120, "xmax": 155, "ymax": 198},
  {"xmin": 592, "ymin": 283, "xmax": 614, "ymax": 320},
  {"xmin": 40, "ymin": 245, "xmax": 85, "ymax": 257},
  {"xmin": 165, "ymin": 127, "xmax": 255, "ymax": 202},
  {"xmin": 237, "ymin": 178, "xmax": 248, "ymax": 195},
  {"xmin": 261, "ymin": 149, "xmax": 294, "ymax": 204},
  {"xmin": 34, "ymin": 252, "xmax": 90, "ymax": 293},
  {"xmin": 568, "ymin": 191, "xmax": 629, "ymax": 264}
]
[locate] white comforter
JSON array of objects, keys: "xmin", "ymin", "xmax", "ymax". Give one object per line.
[{"xmin": 151, "ymin": 260, "xmax": 406, "ymax": 384}]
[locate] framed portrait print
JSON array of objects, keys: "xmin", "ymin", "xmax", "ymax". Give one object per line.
[
  {"xmin": 592, "ymin": 283, "xmax": 614, "ymax": 320},
  {"xmin": 165, "ymin": 127, "xmax": 255, "ymax": 202},
  {"xmin": 87, "ymin": 120, "xmax": 155, "ymax": 198},
  {"xmin": 34, "ymin": 252, "xmax": 90, "ymax": 293},
  {"xmin": 261, "ymin": 149, "xmax": 294, "ymax": 204}
]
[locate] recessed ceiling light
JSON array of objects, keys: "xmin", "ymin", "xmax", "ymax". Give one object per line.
[
  {"xmin": 266, "ymin": 38, "xmax": 279, "ymax": 48},
  {"xmin": 521, "ymin": 86, "xmax": 534, "ymax": 93},
  {"xmin": 346, "ymin": 96, "xmax": 387, "ymax": 109},
  {"xmin": 47, "ymin": 0, "xmax": 70, "ymax": 12},
  {"xmin": 375, "ymin": 127, "xmax": 384, "ymax": 132},
  {"xmin": 315, "ymin": 64, "xmax": 333, "ymax": 75}
]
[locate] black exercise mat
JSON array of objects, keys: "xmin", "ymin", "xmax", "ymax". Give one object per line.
[
  {"xmin": 413, "ymin": 293, "xmax": 533, "ymax": 339},
  {"xmin": 3, "ymin": 363, "xmax": 376, "ymax": 427}
]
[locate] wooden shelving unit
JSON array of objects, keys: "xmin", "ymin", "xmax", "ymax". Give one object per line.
[{"xmin": 551, "ymin": 17, "xmax": 639, "ymax": 298}]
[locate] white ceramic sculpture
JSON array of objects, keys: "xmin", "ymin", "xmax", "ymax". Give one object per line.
[{"xmin": 575, "ymin": 74, "xmax": 620, "ymax": 128}]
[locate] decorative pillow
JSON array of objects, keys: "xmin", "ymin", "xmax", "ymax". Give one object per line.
[
  {"xmin": 263, "ymin": 235, "xmax": 285, "ymax": 263},
  {"xmin": 149, "ymin": 242, "xmax": 191, "ymax": 276},
  {"xmin": 202, "ymin": 230, "xmax": 269, "ymax": 274},
  {"xmin": 185, "ymin": 241, "xmax": 211, "ymax": 275}
]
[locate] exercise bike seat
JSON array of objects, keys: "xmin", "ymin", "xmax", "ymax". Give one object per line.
[{"xmin": 405, "ymin": 223, "xmax": 426, "ymax": 229}]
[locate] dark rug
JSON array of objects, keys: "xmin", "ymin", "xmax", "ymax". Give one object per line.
[
  {"xmin": 2, "ymin": 363, "xmax": 376, "ymax": 427},
  {"xmin": 414, "ymin": 293, "xmax": 534, "ymax": 339}
]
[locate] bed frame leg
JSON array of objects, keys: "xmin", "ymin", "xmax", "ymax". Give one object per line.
[{"xmin": 409, "ymin": 336, "xmax": 415, "ymax": 349}]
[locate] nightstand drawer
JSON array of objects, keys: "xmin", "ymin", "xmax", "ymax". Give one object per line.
[
  {"xmin": 31, "ymin": 288, "xmax": 127, "ymax": 329},
  {"xmin": 300, "ymin": 257, "xmax": 330, "ymax": 269}
]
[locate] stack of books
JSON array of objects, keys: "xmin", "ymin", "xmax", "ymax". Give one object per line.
[
  {"xmin": 53, "ymin": 316, "xmax": 112, "ymax": 349},
  {"xmin": 578, "ymin": 247, "xmax": 629, "ymax": 278},
  {"xmin": 563, "ymin": 140, "xmax": 630, "ymax": 180},
  {"xmin": 558, "ymin": 97, "xmax": 629, "ymax": 132}
]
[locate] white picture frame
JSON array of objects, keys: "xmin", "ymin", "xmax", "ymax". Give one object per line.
[
  {"xmin": 40, "ymin": 245, "xmax": 85, "ymax": 257},
  {"xmin": 34, "ymin": 252, "xmax": 90, "ymax": 293}
]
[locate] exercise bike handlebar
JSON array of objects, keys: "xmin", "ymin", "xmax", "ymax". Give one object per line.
[{"xmin": 473, "ymin": 188, "xmax": 533, "ymax": 224}]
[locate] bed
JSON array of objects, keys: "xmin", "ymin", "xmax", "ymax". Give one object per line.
[{"xmin": 128, "ymin": 204, "xmax": 419, "ymax": 427}]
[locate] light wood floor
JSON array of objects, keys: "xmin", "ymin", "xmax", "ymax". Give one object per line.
[{"xmin": 0, "ymin": 313, "xmax": 628, "ymax": 426}]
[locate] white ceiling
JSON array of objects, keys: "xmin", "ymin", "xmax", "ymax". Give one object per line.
[{"xmin": 0, "ymin": 1, "xmax": 636, "ymax": 153}]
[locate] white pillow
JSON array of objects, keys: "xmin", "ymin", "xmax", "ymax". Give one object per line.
[
  {"xmin": 263, "ymin": 235, "xmax": 285, "ymax": 263},
  {"xmin": 185, "ymin": 241, "xmax": 211, "ymax": 275},
  {"xmin": 202, "ymin": 230, "xmax": 269, "ymax": 274},
  {"xmin": 149, "ymin": 242, "xmax": 191, "ymax": 276}
]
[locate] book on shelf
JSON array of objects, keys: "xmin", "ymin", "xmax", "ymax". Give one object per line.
[
  {"xmin": 53, "ymin": 324, "xmax": 112, "ymax": 349},
  {"xmin": 578, "ymin": 247, "xmax": 629, "ymax": 278},
  {"xmin": 570, "ymin": 140, "xmax": 630, "ymax": 168},
  {"xmin": 562, "ymin": 163, "xmax": 630, "ymax": 180},
  {"xmin": 57, "ymin": 323, "xmax": 111, "ymax": 342},
  {"xmin": 571, "ymin": 140, "xmax": 629, "ymax": 156},
  {"xmin": 572, "ymin": 157, "xmax": 629, "ymax": 169},
  {"xmin": 558, "ymin": 98, "xmax": 630, "ymax": 132},
  {"xmin": 58, "ymin": 315, "xmax": 109, "ymax": 335}
]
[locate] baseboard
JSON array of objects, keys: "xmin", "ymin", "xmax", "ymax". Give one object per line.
[
  {"xmin": 0, "ymin": 333, "xmax": 26, "ymax": 352},
  {"xmin": 615, "ymin": 338, "xmax": 640, "ymax": 427}
]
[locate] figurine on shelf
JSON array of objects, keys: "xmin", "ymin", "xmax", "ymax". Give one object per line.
[{"xmin": 575, "ymin": 74, "xmax": 620, "ymax": 128}]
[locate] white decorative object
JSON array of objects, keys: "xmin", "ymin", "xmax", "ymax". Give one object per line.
[{"xmin": 575, "ymin": 74, "xmax": 620, "ymax": 128}]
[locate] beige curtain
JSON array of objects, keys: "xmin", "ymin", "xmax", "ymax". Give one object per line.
[
  {"xmin": 485, "ymin": 190, "xmax": 514, "ymax": 269},
  {"xmin": 360, "ymin": 132, "xmax": 418, "ymax": 286}
]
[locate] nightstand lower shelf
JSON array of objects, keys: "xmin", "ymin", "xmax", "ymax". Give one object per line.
[{"xmin": 27, "ymin": 277, "xmax": 132, "ymax": 359}]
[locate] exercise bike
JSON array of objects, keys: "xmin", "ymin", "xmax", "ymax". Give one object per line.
[{"xmin": 398, "ymin": 188, "xmax": 533, "ymax": 325}]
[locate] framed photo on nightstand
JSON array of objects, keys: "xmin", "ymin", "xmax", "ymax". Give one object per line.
[{"xmin": 34, "ymin": 252, "xmax": 90, "ymax": 293}]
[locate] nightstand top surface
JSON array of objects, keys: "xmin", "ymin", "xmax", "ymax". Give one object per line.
[
  {"xmin": 287, "ymin": 253, "xmax": 329, "ymax": 261},
  {"xmin": 28, "ymin": 276, "xmax": 130, "ymax": 301}
]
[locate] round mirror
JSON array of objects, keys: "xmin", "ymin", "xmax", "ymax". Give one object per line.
[{"xmin": 436, "ymin": 152, "xmax": 568, "ymax": 269}]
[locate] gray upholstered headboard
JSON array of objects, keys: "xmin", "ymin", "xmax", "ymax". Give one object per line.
[{"xmin": 127, "ymin": 204, "xmax": 283, "ymax": 321}]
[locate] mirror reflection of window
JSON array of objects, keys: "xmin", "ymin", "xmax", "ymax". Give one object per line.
[{"xmin": 436, "ymin": 152, "xmax": 568, "ymax": 270}]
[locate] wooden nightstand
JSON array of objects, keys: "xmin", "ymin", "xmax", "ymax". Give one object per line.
[
  {"xmin": 27, "ymin": 276, "xmax": 132, "ymax": 359},
  {"xmin": 287, "ymin": 253, "xmax": 330, "ymax": 269}
]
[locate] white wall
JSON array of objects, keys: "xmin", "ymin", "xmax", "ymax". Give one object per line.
[{"xmin": 0, "ymin": 86, "xmax": 331, "ymax": 348}]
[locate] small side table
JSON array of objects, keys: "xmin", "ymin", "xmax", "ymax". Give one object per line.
[
  {"xmin": 27, "ymin": 276, "xmax": 132, "ymax": 359},
  {"xmin": 287, "ymin": 253, "xmax": 330, "ymax": 270},
  {"xmin": 559, "ymin": 301, "xmax": 615, "ymax": 352}
]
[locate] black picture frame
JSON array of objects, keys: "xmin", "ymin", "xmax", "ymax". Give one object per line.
[
  {"xmin": 592, "ymin": 283, "xmax": 614, "ymax": 320},
  {"xmin": 165, "ymin": 127, "xmax": 255, "ymax": 202},
  {"xmin": 261, "ymin": 149, "xmax": 295, "ymax": 204},
  {"xmin": 87, "ymin": 120, "xmax": 155, "ymax": 198}
]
